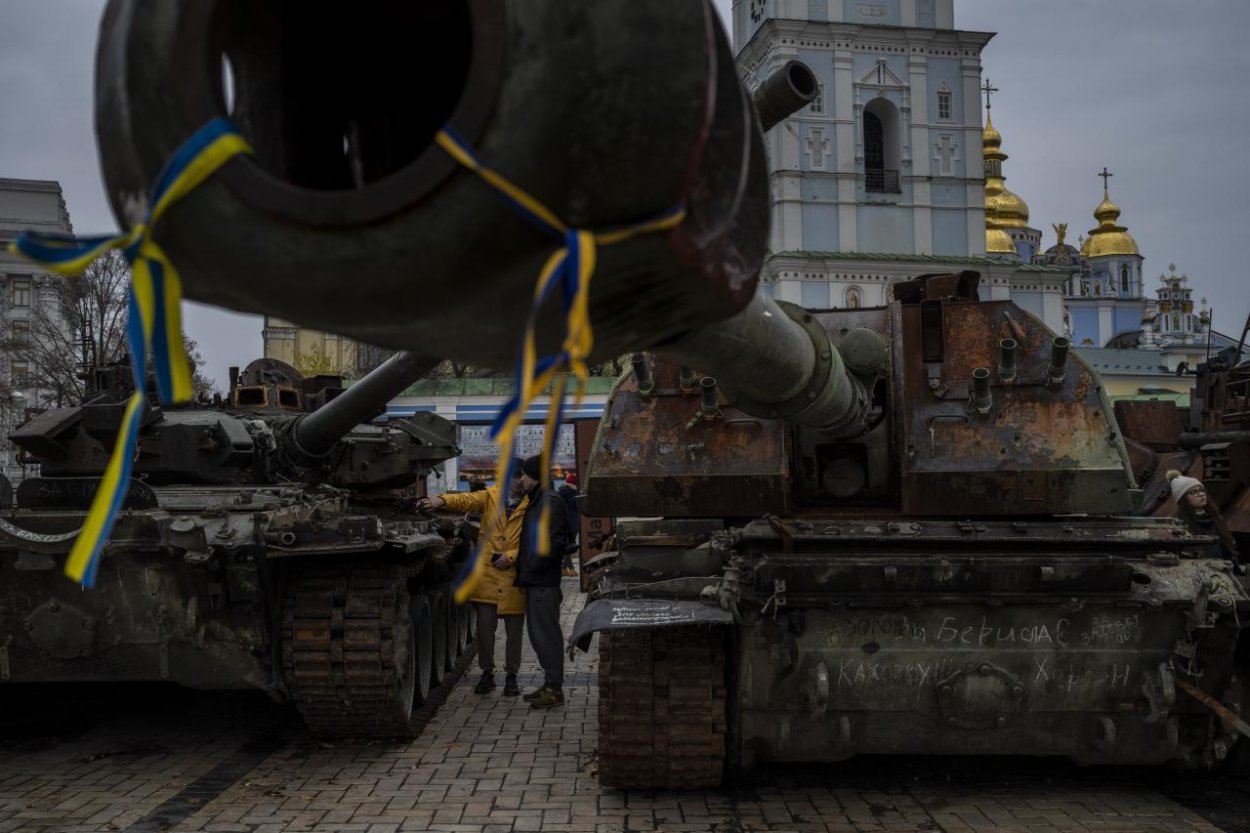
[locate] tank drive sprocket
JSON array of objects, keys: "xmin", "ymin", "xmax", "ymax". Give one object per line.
[
  {"xmin": 281, "ymin": 565, "xmax": 430, "ymax": 737},
  {"xmin": 597, "ymin": 627, "xmax": 727, "ymax": 789}
]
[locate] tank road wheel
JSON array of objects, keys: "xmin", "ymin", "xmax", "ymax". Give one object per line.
[
  {"xmin": 410, "ymin": 594, "xmax": 434, "ymax": 707},
  {"xmin": 597, "ymin": 627, "xmax": 728, "ymax": 790},
  {"xmin": 425, "ymin": 590, "xmax": 448, "ymax": 687},
  {"xmin": 282, "ymin": 565, "xmax": 426, "ymax": 737},
  {"xmin": 442, "ymin": 588, "xmax": 459, "ymax": 672}
]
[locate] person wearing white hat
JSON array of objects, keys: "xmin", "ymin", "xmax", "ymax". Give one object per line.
[{"xmin": 1166, "ymin": 469, "xmax": 1239, "ymax": 560}]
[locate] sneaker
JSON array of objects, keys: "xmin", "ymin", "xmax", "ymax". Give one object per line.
[
  {"xmin": 473, "ymin": 673, "xmax": 496, "ymax": 694},
  {"xmin": 503, "ymin": 674, "xmax": 520, "ymax": 697},
  {"xmin": 522, "ymin": 686, "xmax": 545, "ymax": 702},
  {"xmin": 530, "ymin": 687, "xmax": 564, "ymax": 710}
]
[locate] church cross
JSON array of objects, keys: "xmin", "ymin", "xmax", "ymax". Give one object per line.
[
  {"xmin": 1098, "ymin": 166, "xmax": 1113, "ymax": 191},
  {"xmin": 981, "ymin": 78, "xmax": 998, "ymax": 109},
  {"xmin": 935, "ymin": 135, "xmax": 956, "ymax": 174},
  {"xmin": 805, "ymin": 129, "xmax": 831, "ymax": 169}
]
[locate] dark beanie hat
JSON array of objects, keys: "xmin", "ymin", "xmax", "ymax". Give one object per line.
[{"xmin": 520, "ymin": 455, "xmax": 544, "ymax": 480}]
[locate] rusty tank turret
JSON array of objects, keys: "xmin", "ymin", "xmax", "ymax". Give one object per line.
[{"xmin": 0, "ymin": 351, "xmax": 476, "ymax": 737}]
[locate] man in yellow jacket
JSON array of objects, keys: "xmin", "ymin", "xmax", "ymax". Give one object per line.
[{"xmin": 417, "ymin": 463, "xmax": 529, "ymax": 696}]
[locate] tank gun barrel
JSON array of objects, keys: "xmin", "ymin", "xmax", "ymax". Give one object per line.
[
  {"xmin": 657, "ymin": 293, "xmax": 872, "ymax": 434},
  {"xmin": 753, "ymin": 61, "xmax": 819, "ymax": 132},
  {"xmin": 290, "ymin": 351, "xmax": 439, "ymax": 460},
  {"xmin": 1178, "ymin": 431, "xmax": 1250, "ymax": 449},
  {"xmin": 652, "ymin": 59, "xmax": 867, "ymax": 433},
  {"xmin": 94, "ymin": 10, "xmax": 828, "ymax": 368}
]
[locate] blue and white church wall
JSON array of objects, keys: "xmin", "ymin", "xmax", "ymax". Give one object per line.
[
  {"xmin": 738, "ymin": 26, "xmax": 990, "ymax": 260},
  {"xmin": 733, "ymin": 0, "xmax": 955, "ymax": 45}
]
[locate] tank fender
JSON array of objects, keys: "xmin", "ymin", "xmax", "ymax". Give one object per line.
[{"xmin": 570, "ymin": 599, "xmax": 733, "ymax": 652}]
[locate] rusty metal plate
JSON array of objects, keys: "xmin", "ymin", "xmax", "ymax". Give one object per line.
[
  {"xmin": 1116, "ymin": 400, "xmax": 1184, "ymax": 451},
  {"xmin": 894, "ymin": 300, "xmax": 1134, "ymax": 516},
  {"xmin": 585, "ymin": 361, "xmax": 788, "ymax": 518}
]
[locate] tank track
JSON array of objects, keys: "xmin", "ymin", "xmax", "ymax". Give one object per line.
[
  {"xmin": 281, "ymin": 565, "xmax": 420, "ymax": 737},
  {"xmin": 597, "ymin": 627, "xmax": 727, "ymax": 789}
]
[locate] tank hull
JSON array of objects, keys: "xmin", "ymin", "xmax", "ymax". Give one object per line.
[
  {"xmin": 0, "ymin": 536, "xmax": 271, "ymax": 691},
  {"xmin": 738, "ymin": 598, "xmax": 1210, "ymax": 766},
  {"xmin": 0, "ymin": 486, "xmax": 471, "ymax": 736},
  {"xmin": 578, "ymin": 515, "xmax": 1249, "ymax": 787}
]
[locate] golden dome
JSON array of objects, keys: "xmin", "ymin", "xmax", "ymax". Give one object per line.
[
  {"xmin": 982, "ymin": 111, "xmax": 1002, "ymax": 150},
  {"xmin": 1083, "ymin": 185, "xmax": 1140, "ymax": 257},
  {"xmin": 981, "ymin": 109, "xmax": 1030, "ymax": 245},
  {"xmin": 1094, "ymin": 193, "xmax": 1120, "ymax": 223},
  {"xmin": 994, "ymin": 188, "xmax": 1030, "ymax": 227},
  {"xmin": 986, "ymin": 227, "xmax": 1015, "ymax": 254}
]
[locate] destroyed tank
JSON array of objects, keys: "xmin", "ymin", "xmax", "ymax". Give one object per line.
[
  {"xmin": 571, "ymin": 271, "xmax": 1250, "ymax": 788},
  {"xmin": 1117, "ymin": 322, "xmax": 1250, "ymax": 549},
  {"xmin": 0, "ymin": 351, "xmax": 473, "ymax": 737}
]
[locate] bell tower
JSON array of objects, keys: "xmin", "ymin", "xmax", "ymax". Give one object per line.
[{"xmin": 732, "ymin": 0, "xmax": 990, "ymax": 260}]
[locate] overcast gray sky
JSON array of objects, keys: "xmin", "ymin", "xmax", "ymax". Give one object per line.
[{"xmin": 1, "ymin": 2, "xmax": 1247, "ymax": 389}]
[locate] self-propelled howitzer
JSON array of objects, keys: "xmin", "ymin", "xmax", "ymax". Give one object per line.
[
  {"xmin": 571, "ymin": 270, "xmax": 1250, "ymax": 789},
  {"xmin": 0, "ymin": 351, "xmax": 476, "ymax": 737}
]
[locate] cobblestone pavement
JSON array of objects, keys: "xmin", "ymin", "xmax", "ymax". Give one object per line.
[{"xmin": 2, "ymin": 578, "xmax": 1248, "ymax": 833}]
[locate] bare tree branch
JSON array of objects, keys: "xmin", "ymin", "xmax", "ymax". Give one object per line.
[{"xmin": 2, "ymin": 251, "xmax": 210, "ymax": 407}]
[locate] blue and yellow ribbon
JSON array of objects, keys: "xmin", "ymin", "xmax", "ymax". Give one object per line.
[
  {"xmin": 436, "ymin": 127, "xmax": 686, "ymax": 604},
  {"xmin": 9, "ymin": 118, "xmax": 252, "ymax": 586}
]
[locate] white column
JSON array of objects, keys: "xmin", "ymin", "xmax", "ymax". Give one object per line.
[
  {"xmin": 1041, "ymin": 289, "xmax": 1065, "ymax": 335},
  {"xmin": 833, "ymin": 48, "xmax": 857, "ymax": 250},
  {"xmin": 1098, "ymin": 304, "xmax": 1114, "ymax": 346},
  {"xmin": 910, "ymin": 54, "xmax": 931, "ymax": 254},
  {"xmin": 773, "ymin": 173, "xmax": 805, "ymax": 252},
  {"xmin": 961, "ymin": 59, "xmax": 985, "ymax": 257},
  {"xmin": 908, "ymin": 57, "xmax": 930, "ymax": 177},
  {"xmin": 900, "ymin": 0, "xmax": 917, "ymax": 27}
]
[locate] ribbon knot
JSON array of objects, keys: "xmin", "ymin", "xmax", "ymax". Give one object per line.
[
  {"xmin": 435, "ymin": 128, "xmax": 685, "ymax": 604},
  {"xmin": 9, "ymin": 118, "xmax": 252, "ymax": 586}
]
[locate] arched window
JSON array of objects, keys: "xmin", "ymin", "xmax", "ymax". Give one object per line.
[
  {"xmin": 863, "ymin": 98, "xmax": 901, "ymax": 193},
  {"xmin": 845, "ymin": 286, "xmax": 862, "ymax": 308},
  {"xmin": 936, "ymin": 83, "xmax": 953, "ymax": 121},
  {"xmin": 809, "ymin": 83, "xmax": 824, "ymax": 115},
  {"xmin": 864, "ymin": 111, "xmax": 883, "ymax": 167},
  {"xmin": 1119, "ymin": 265, "xmax": 1130, "ymax": 295}
]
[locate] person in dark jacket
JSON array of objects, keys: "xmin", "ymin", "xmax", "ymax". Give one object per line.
[
  {"xmin": 557, "ymin": 473, "xmax": 581, "ymax": 576},
  {"xmin": 1167, "ymin": 469, "xmax": 1239, "ymax": 560},
  {"xmin": 514, "ymin": 455, "xmax": 571, "ymax": 709}
]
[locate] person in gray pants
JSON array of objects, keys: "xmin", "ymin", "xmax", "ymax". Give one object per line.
[{"xmin": 513, "ymin": 455, "xmax": 571, "ymax": 709}]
